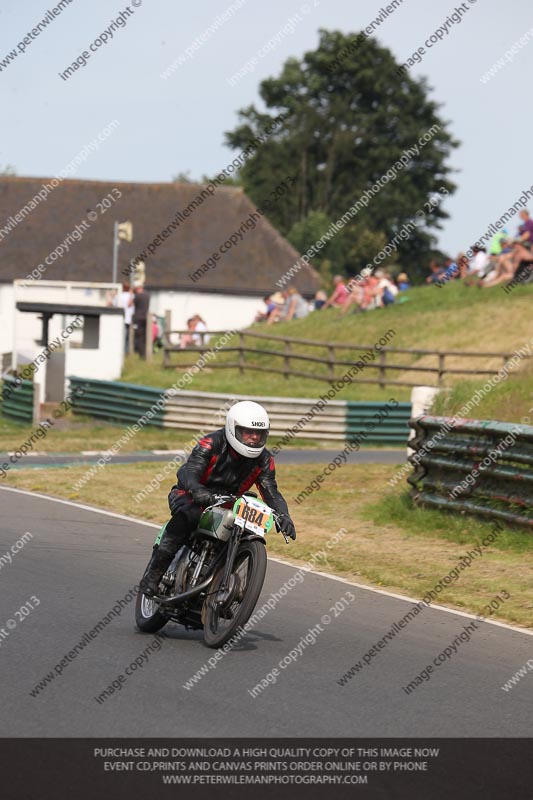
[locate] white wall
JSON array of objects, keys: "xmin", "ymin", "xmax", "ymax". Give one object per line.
[
  {"xmin": 151, "ymin": 290, "xmax": 264, "ymax": 332},
  {"xmin": 65, "ymin": 314, "xmax": 124, "ymax": 385},
  {"xmin": 6, "ymin": 280, "xmax": 121, "ymax": 367},
  {"xmin": 0, "ymin": 285, "xmax": 15, "ymax": 356},
  {"xmin": 0, "ymin": 280, "xmax": 124, "ymax": 403}
]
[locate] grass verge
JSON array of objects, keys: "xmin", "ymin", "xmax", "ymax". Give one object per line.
[
  {"xmin": 0, "ymin": 415, "xmax": 195, "ymax": 453},
  {"xmin": 0, "ymin": 414, "xmax": 350, "ymax": 454}
]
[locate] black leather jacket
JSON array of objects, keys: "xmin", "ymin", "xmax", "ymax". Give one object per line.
[{"xmin": 176, "ymin": 428, "xmax": 289, "ymax": 516}]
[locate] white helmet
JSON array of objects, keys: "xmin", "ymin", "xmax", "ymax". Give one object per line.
[{"xmin": 225, "ymin": 401, "xmax": 270, "ymax": 458}]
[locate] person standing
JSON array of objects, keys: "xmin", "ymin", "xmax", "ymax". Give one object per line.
[{"xmin": 133, "ymin": 285, "xmax": 150, "ymax": 358}]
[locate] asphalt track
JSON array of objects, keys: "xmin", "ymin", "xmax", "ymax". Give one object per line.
[
  {"xmin": 1, "ymin": 485, "xmax": 532, "ymax": 737},
  {"xmin": 0, "ymin": 448, "xmax": 404, "ymax": 469}
]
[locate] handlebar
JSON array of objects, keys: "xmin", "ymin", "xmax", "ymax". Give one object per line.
[{"xmin": 210, "ymin": 494, "xmax": 289, "ymax": 544}]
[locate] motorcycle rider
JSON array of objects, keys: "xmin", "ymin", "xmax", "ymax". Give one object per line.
[{"xmin": 141, "ymin": 401, "xmax": 296, "ymax": 596}]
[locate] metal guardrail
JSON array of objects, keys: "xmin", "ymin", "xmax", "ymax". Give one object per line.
[
  {"xmin": 68, "ymin": 377, "xmax": 412, "ymax": 444},
  {"xmin": 0, "ymin": 376, "xmax": 37, "ymax": 424},
  {"xmin": 408, "ymin": 415, "xmax": 533, "ymax": 528},
  {"xmin": 164, "ymin": 390, "xmax": 349, "ymax": 440},
  {"xmin": 347, "ymin": 401, "xmax": 412, "ymax": 444},
  {"xmin": 69, "ymin": 376, "xmax": 166, "ymax": 427}
]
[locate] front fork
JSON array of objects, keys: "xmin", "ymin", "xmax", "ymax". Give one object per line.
[{"xmin": 215, "ymin": 527, "xmax": 242, "ymax": 607}]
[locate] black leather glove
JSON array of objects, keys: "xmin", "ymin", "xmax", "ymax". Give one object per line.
[
  {"xmin": 278, "ymin": 513, "xmax": 296, "ymax": 540},
  {"xmin": 191, "ymin": 487, "xmax": 215, "ymax": 507}
]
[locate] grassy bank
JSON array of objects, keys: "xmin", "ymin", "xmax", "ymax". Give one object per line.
[
  {"xmin": 122, "ymin": 282, "xmax": 533, "ymax": 406},
  {"xmin": 433, "ymin": 359, "xmax": 533, "ymax": 424}
]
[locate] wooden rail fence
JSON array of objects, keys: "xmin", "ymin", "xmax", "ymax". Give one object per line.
[{"xmin": 163, "ymin": 330, "xmax": 520, "ymax": 389}]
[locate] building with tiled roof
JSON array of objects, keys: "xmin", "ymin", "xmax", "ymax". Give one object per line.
[{"xmin": 0, "ymin": 176, "xmax": 319, "ymax": 303}]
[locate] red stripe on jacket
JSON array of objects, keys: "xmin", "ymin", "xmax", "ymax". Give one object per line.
[{"xmin": 200, "ymin": 454, "xmax": 218, "ymax": 485}]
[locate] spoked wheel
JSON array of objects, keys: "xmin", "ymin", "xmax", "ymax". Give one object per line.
[
  {"xmin": 203, "ymin": 540, "xmax": 267, "ymax": 648},
  {"xmin": 135, "ymin": 550, "xmax": 169, "ymax": 633}
]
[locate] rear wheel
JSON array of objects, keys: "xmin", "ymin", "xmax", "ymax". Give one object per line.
[
  {"xmin": 135, "ymin": 550, "xmax": 169, "ymax": 633},
  {"xmin": 203, "ymin": 539, "xmax": 267, "ymax": 648}
]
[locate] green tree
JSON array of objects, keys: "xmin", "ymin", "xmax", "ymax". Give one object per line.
[
  {"xmin": 172, "ymin": 170, "xmax": 194, "ymax": 183},
  {"xmin": 224, "ymin": 29, "xmax": 458, "ymax": 281},
  {"xmin": 173, "ymin": 169, "xmax": 242, "ymax": 187},
  {"xmin": 286, "ymin": 210, "xmax": 339, "ymax": 276}
]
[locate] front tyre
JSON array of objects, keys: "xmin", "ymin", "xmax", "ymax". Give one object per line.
[
  {"xmin": 135, "ymin": 552, "xmax": 168, "ymax": 633},
  {"xmin": 203, "ymin": 539, "xmax": 267, "ymax": 648}
]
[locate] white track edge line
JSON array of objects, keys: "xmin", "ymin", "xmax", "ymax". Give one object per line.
[
  {"xmin": 1, "ymin": 485, "xmax": 531, "ymax": 638},
  {"xmin": 0, "ymin": 485, "xmax": 161, "ymax": 528}
]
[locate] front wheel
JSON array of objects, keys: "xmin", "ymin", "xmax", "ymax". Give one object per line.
[
  {"xmin": 203, "ymin": 539, "xmax": 267, "ymax": 648},
  {"xmin": 135, "ymin": 551, "xmax": 168, "ymax": 633}
]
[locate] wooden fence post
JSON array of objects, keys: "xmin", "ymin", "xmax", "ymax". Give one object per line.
[
  {"xmin": 379, "ymin": 351, "xmax": 386, "ymax": 389},
  {"xmin": 438, "ymin": 353, "xmax": 445, "ymax": 386},
  {"xmin": 328, "ymin": 346, "xmax": 335, "ymax": 380},
  {"xmin": 164, "ymin": 309, "xmax": 172, "ymax": 339},
  {"xmin": 161, "ymin": 310, "xmax": 172, "ymax": 367},
  {"xmin": 284, "ymin": 339, "xmax": 292, "ymax": 378},
  {"xmin": 239, "ymin": 332, "xmax": 245, "ymax": 374}
]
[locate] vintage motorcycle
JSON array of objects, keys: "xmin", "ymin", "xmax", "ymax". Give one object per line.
[{"xmin": 135, "ymin": 492, "xmax": 289, "ymax": 647}]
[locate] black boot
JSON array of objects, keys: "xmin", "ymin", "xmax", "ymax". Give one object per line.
[
  {"xmin": 141, "ymin": 513, "xmax": 191, "ymax": 596},
  {"xmin": 141, "ymin": 548, "xmax": 174, "ymax": 597}
]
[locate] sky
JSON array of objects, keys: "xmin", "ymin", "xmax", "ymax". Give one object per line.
[{"xmin": 1, "ymin": 0, "xmax": 532, "ymax": 257}]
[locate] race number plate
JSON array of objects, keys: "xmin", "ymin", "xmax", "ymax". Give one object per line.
[{"xmin": 233, "ymin": 496, "xmax": 273, "ymax": 537}]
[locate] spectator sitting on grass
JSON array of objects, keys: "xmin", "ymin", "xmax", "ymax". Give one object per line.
[
  {"xmin": 341, "ymin": 270, "xmax": 379, "ymax": 314},
  {"xmin": 321, "ymin": 274, "xmax": 350, "ymax": 309},
  {"xmin": 255, "ymin": 295, "xmax": 278, "ymax": 323},
  {"xmin": 396, "ymin": 272, "xmax": 410, "ymax": 291},
  {"xmin": 489, "ymin": 229, "xmax": 509, "ymax": 256},
  {"xmin": 314, "ymin": 289, "xmax": 327, "ymax": 310},
  {"xmin": 518, "ymin": 209, "xmax": 533, "ymax": 248},
  {"xmin": 375, "ymin": 269, "xmax": 398, "ymax": 306},
  {"xmin": 464, "ymin": 246, "xmax": 490, "ymax": 285},
  {"xmin": 425, "ymin": 260, "xmax": 445, "ymax": 284},
  {"xmin": 511, "ymin": 242, "xmax": 533, "ymax": 283},
  {"xmin": 444, "ymin": 258, "xmax": 460, "ymax": 280},
  {"xmin": 434, "ymin": 259, "xmax": 460, "ymax": 287},
  {"xmin": 340, "ymin": 270, "xmax": 367, "ymax": 314},
  {"xmin": 479, "ymin": 238, "xmax": 513, "ymax": 287},
  {"xmin": 456, "ymin": 252, "xmax": 470, "ymax": 280},
  {"xmin": 265, "ymin": 292, "xmax": 285, "ymax": 325},
  {"xmin": 281, "ymin": 287, "xmax": 309, "ymax": 321},
  {"xmin": 481, "ymin": 240, "xmax": 533, "ymax": 288}
]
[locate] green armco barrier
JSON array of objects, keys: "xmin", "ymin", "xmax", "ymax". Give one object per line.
[
  {"xmin": 1, "ymin": 377, "xmax": 35, "ymax": 423},
  {"xmin": 346, "ymin": 401, "xmax": 412, "ymax": 444},
  {"xmin": 69, "ymin": 376, "xmax": 166, "ymax": 427},
  {"xmin": 408, "ymin": 415, "xmax": 533, "ymax": 528},
  {"xmin": 68, "ymin": 376, "xmax": 413, "ymax": 445}
]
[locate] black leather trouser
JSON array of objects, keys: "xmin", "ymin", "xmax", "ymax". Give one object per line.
[{"xmin": 158, "ymin": 512, "xmax": 195, "ymax": 558}]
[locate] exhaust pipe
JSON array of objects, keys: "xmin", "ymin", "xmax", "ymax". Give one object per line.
[{"xmin": 155, "ymin": 574, "xmax": 214, "ymax": 607}]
